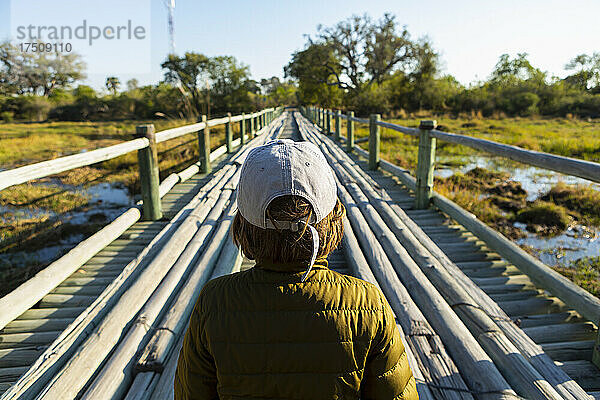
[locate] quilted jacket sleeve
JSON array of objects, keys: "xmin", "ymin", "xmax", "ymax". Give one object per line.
[
  {"xmin": 361, "ymin": 292, "xmax": 418, "ymax": 400},
  {"xmin": 174, "ymin": 296, "xmax": 218, "ymax": 400}
]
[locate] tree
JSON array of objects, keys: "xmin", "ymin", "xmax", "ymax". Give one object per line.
[
  {"xmin": 126, "ymin": 78, "xmax": 139, "ymax": 91},
  {"xmin": 208, "ymin": 55, "xmax": 252, "ymax": 113},
  {"xmin": 489, "ymin": 53, "xmax": 546, "ymax": 87},
  {"xmin": 565, "ymin": 53, "xmax": 600, "ymax": 91},
  {"xmin": 162, "ymin": 52, "xmax": 211, "ymax": 115},
  {"xmin": 161, "ymin": 52, "xmax": 253, "ymax": 116},
  {"xmin": 0, "ymin": 41, "xmax": 85, "ymax": 96},
  {"xmin": 284, "ymin": 43, "xmax": 344, "ymax": 106},
  {"xmin": 105, "ymin": 76, "xmax": 121, "ymax": 95},
  {"xmin": 286, "ymin": 14, "xmax": 414, "ymax": 95}
]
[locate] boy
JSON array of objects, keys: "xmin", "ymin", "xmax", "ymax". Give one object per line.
[{"xmin": 175, "ymin": 139, "xmax": 417, "ymax": 399}]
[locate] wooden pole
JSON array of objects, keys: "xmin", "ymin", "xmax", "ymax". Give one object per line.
[
  {"xmin": 250, "ymin": 113, "xmax": 255, "ymax": 138},
  {"xmin": 368, "ymin": 114, "xmax": 380, "ymax": 170},
  {"xmin": 593, "ymin": 331, "xmax": 600, "ymax": 369},
  {"xmin": 334, "ymin": 110, "xmax": 341, "ymax": 141},
  {"xmin": 136, "ymin": 124, "xmax": 162, "ymax": 221},
  {"xmin": 326, "ymin": 109, "xmax": 331, "ymax": 134},
  {"xmin": 321, "ymin": 108, "xmax": 325, "ymax": 129},
  {"xmin": 316, "ymin": 107, "xmax": 321, "ymax": 127},
  {"xmin": 198, "ymin": 115, "xmax": 211, "ymax": 174},
  {"xmin": 415, "ymin": 119, "xmax": 437, "ymax": 209},
  {"xmin": 240, "ymin": 113, "xmax": 246, "ymax": 146},
  {"xmin": 346, "ymin": 111, "xmax": 354, "ymax": 152},
  {"xmin": 226, "ymin": 113, "xmax": 233, "ymax": 153}
]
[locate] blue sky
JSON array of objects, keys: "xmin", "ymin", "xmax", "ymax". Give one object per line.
[{"xmin": 1, "ymin": 0, "xmax": 599, "ymax": 91}]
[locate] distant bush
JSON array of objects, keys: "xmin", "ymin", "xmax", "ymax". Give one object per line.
[{"xmin": 0, "ymin": 111, "xmax": 13, "ymax": 122}]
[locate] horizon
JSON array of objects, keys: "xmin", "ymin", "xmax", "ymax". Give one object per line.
[{"xmin": 1, "ymin": 0, "xmax": 599, "ymax": 91}]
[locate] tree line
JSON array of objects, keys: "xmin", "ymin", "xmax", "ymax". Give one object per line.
[
  {"xmin": 0, "ymin": 43, "xmax": 296, "ymax": 122},
  {"xmin": 1, "ymin": 13, "xmax": 600, "ymax": 122},
  {"xmin": 285, "ymin": 13, "xmax": 600, "ymax": 118}
]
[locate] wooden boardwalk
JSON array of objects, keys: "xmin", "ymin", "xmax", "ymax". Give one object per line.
[
  {"xmin": 1, "ymin": 110, "xmax": 599, "ymax": 399},
  {"xmin": 358, "ymin": 158, "xmax": 600, "ymax": 394},
  {"xmin": 0, "ymin": 159, "xmax": 229, "ymax": 395}
]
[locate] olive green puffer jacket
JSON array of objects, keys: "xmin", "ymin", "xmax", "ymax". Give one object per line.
[{"xmin": 174, "ymin": 259, "xmax": 418, "ymax": 400}]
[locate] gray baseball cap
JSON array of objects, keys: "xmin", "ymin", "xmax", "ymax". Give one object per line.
[{"xmin": 236, "ymin": 139, "xmax": 338, "ymax": 280}]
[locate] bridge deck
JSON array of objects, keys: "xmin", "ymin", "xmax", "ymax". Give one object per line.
[
  {"xmin": 0, "ymin": 111, "xmax": 599, "ymax": 399},
  {"xmin": 357, "ymin": 156, "xmax": 600, "ymax": 394}
]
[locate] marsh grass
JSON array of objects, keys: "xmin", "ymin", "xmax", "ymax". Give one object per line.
[
  {"xmin": 541, "ymin": 182, "xmax": 600, "ymax": 226},
  {"xmin": 516, "ymin": 201, "xmax": 571, "ymax": 234},
  {"xmin": 554, "ymin": 257, "xmax": 600, "ymax": 297},
  {"xmin": 0, "ymin": 119, "xmax": 233, "ymax": 294},
  {"xmin": 350, "ymin": 114, "xmax": 600, "ymax": 171}
]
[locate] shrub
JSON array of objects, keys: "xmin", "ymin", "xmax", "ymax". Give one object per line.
[
  {"xmin": 516, "ymin": 201, "xmax": 570, "ymax": 233},
  {"xmin": 0, "ymin": 111, "xmax": 14, "ymax": 122}
]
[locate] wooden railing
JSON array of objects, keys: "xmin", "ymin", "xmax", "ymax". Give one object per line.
[
  {"xmin": 307, "ymin": 106, "xmax": 600, "ymax": 206},
  {"xmin": 0, "ymin": 106, "xmax": 283, "ymax": 330},
  {"xmin": 301, "ymin": 106, "xmax": 600, "ymax": 367},
  {"xmin": 0, "ymin": 107, "xmax": 281, "ymax": 220}
]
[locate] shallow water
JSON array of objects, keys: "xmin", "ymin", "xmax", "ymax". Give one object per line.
[
  {"xmin": 436, "ymin": 155, "xmax": 600, "ymax": 266},
  {"xmin": 0, "ymin": 182, "xmax": 133, "ymax": 269}
]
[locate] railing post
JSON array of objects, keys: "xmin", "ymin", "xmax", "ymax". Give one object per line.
[
  {"xmin": 346, "ymin": 111, "xmax": 354, "ymax": 152},
  {"xmin": 226, "ymin": 112, "xmax": 233, "ymax": 153},
  {"xmin": 594, "ymin": 331, "xmax": 600, "ymax": 369},
  {"xmin": 198, "ymin": 115, "xmax": 211, "ymax": 174},
  {"xmin": 319, "ymin": 108, "xmax": 323, "ymax": 128},
  {"xmin": 135, "ymin": 124, "xmax": 162, "ymax": 221},
  {"xmin": 326, "ymin": 109, "xmax": 332, "ymax": 135},
  {"xmin": 240, "ymin": 113, "xmax": 246, "ymax": 146},
  {"xmin": 368, "ymin": 114, "xmax": 380, "ymax": 170},
  {"xmin": 415, "ymin": 119, "xmax": 437, "ymax": 210},
  {"xmin": 250, "ymin": 113, "xmax": 255, "ymax": 138},
  {"xmin": 334, "ymin": 110, "xmax": 341, "ymax": 141}
]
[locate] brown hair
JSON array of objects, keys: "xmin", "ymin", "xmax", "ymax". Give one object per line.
[{"xmin": 231, "ymin": 195, "xmax": 345, "ymax": 264}]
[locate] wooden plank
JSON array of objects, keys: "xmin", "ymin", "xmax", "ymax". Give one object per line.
[
  {"xmin": 0, "ymin": 332, "xmax": 61, "ymax": 349},
  {"xmin": 489, "ymin": 290, "xmax": 541, "ymax": 302},
  {"xmin": 0, "ymin": 367, "xmax": 28, "ymax": 383},
  {"xmin": 39, "ymin": 294, "xmax": 96, "ymax": 308},
  {"xmin": 523, "ymin": 323, "xmax": 597, "ymax": 344},
  {"xmin": 15, "ymin": 308, "xmax": 86, "ymax": 320},
  {"xmin": 499, "ymin": 296, "xmax": 566, "ymax": 316},
  {"xmin": 542, "ymin": 340, "xmax": 594, "ymax": 361},
  {"xmin": 51, "ymin": 286, "xmax": 106, "ymax": 296},
  {"xmin": 480, "ymin": 283, "xmax": 533, "ymax": 294},
  {"xmin": 60, "ymin": 277, "xmax": 114, "ymax": 287},
  {"xmin": 1, "ymin": 319, "xmax": 72, "ymax": 334},
  {"xmin": 558, "ymin": 361, "xmax": 600, "ymax": 390},
  {"xmin": 516, "ymin": 311, "xmax": 583, "ymax": 328},
  {"xmin": 0, "ymin": 348, "xmax": 46, "ymax": 368}
]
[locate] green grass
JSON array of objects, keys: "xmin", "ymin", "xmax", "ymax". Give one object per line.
[
  {"xmin": 553, "ymin": 257, "xmax": 600, "ymax": 298},
  {"xmin": 516, "ymin": 201, "xmax": 571, "ymax": 234},
  {"xmin": 541, "ymin": 181, "xmax": 600, "ymax": 226},
  {"xmin": 345, "ymin": 114, "xmax": 600, "ymax": 171},
  {"xmin": 0, "ymin": 118, "xmax": 232, "ymax": 294}
]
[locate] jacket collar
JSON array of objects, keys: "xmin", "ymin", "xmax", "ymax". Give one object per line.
[{"xmin": 255, "ymin": 258, "xmax": 328, "ymax": 273}]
